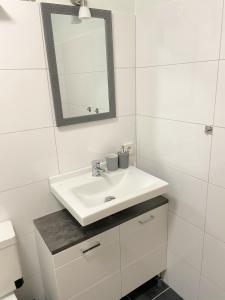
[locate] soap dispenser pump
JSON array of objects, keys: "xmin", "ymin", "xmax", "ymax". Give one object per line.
[{"xmin": 118, "ymin": 145, "xmax": 130, "ymax": 169}]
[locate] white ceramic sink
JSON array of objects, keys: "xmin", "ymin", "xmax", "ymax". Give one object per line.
[{"xmin": 49, "ymin": 166, "xmax": 168, "ymax": 226}]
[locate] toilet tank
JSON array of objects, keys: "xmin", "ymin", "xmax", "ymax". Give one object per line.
[{"xmin": 0, "ymin": 221, "xmax": 22, "ymax": 298}]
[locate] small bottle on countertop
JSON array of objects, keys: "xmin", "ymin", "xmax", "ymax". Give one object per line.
[{"xmin": 118, "ymin": 145, "xmax": 130, "ymax": 169}]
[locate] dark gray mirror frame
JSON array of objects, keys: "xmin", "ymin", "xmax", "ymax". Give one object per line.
[{"xmin": 41, "ymin": 3, "xmax": 116, "ymax": 127}]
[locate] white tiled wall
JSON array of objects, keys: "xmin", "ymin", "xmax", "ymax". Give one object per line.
[
  {"xmin": 135, "ymin": 0, "xmax": 223, "ymax": 66},
  {"xmin": 135, "ymin": 0, "xmax": 225, "ymax": 299},
  {"xmin": 136, "ymin": 62, "xmax": 217, "ymax": 124},
  {"xmin": 0, "ymin": 0, "xmax": 135, "ymax": 299}
]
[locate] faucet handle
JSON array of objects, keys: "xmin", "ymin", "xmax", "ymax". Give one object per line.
[
  {"xmin": 91, "ymin": 160, "xmax": 101, "ymax": 167},
  {"xmin": 91, "ymin": 160, "xmax": 105, "ymax": 177}
]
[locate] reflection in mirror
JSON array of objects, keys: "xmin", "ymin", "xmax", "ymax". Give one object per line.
[
  {"xmin": 52, "ymin": 15, "xmax": 109, "ymax": 118},
  {"xmin": 41, "ymin": 4, "xmax": 116, "ymax": 126}
]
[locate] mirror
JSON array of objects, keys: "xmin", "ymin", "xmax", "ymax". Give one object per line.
[{"xmin": 41, "ymin": 3, "xmax": 116, "ymax": 126}]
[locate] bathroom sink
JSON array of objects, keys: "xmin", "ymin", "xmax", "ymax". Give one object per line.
[{"xmin": 49, "ymin": 166, "xmax": 168, "ymax": 226}]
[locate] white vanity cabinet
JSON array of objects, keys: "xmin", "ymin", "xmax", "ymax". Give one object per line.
[{"xmin": 36, "ymin": 204, "xmax": 168, "ymax": 300}]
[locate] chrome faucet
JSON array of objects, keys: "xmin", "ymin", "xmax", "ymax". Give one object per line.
[{"xmin": 92, "ymin": 160, "xmax": 105, "ymax": 177}]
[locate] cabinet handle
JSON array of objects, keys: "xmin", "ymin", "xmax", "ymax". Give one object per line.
[
  {"xmin": 138, "ymin": 215, "xmax": 155, "ymax": 225},
  {"xmin": 81, "ymin": 242, "xmax": 101, "ymax": 254}
]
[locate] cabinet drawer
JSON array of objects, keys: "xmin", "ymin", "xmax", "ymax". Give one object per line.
[
  {"xmin": 122, "ymin": 245, "xmax": 167, "ymax": 296},
  {"xmin": 55, "ymin": 235, "xmax": 120, "ymax": 299},
  {"xmin": 54, "ymin": 227, "xmax": 119, "ymax": 268},
  {"xmin": 120, "ymin": 204, "xmax": 168, "ymax": 267},
  {"xmin": 70, "ymin": 272, "xmax": 121, "ymax": 300}
]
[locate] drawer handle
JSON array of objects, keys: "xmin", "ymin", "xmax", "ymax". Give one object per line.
[
  {"xmin": 138, "ymin": 215, "xmax": 155, "ymax": 225},
  {"xmin": 81, "ymin": 242, "xmax": 101, "ymax": 254}
]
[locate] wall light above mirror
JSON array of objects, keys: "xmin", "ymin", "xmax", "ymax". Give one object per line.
[
  {"xmin": 41, "ymin": 3, "xmax": 116, "ymax": 126},
  {"xmin": 70, "ymin": 0, "xmax": 91, "ymax": 19}
]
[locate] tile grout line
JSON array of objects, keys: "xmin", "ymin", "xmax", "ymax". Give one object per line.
[
  {"xmin": 134, "ymin": 12, "xmax": 138, "ymax": 167},
  {"xmin": 136, "ymin": 58, "xmax": 221, "ymax": 69},
  {"xmin": 137, "ymin": 113, "xmax": 213, "ymax": 127},
  {"xmin": 168, "ymin": 209, "xmax": 225, "ymax": 246},
  {"xmin": 0, "ymin": 178, "xmax": 48, "ymax": 195},
  {"xmin": 0, "ymin": 68, "xmax": 47, "ymax": 71},
  {"xmin": 137, "ymin": 157, "xmax": 225, "ymax": 237},
  {"xmin": 138, "ymin": 141, "xmax": 225, "ymax": 191},
  {"xmin": 168, "ymin": 247, "xmax": 202, "ymax": 274},
  {"xmin": 0, "ymin": 66, "xmax": 135, "ymax": 71},
  {"xmin": 137, "ymin": 114, "xmax": 225, "ymax": 131},
  {"xmin": 138, "ymin": 155, "xmax": 225, "ymax": 235},
  {"xmin": 37, "ymin": 0, "xmax": 61, "ymax": 176},
  {"xmin": 151, "ymin": 287, "xmax": 171, "ymax": 300},
  {"xmin": 202, "ymin": 273, "xmax": 225, "ymax": 295},
  {"xmin": 197, "ymin": 1, "xmax": 225, "ymax": 299},
  {"xmin": 0, "ymin": 125, "xmax": 53, "ymax": 136},
  {"xmin": 4, "ymin": 60, "xmax": 225, "ymax": 72},
  {"xmin": 138, "ymin": 153, "xmax": 209, "ymax": 184},
  {"xmin": 169, "ymin": 208, "xmax": 225, "ymax": 248},
  {"xmin": 203, "ymin": 230, "xmax": 225, "ymax": 247},
  {"xmin": 0, "ymin": 115, "xmax": 135, "ymax": 136},
  {"xmin": 168, "ymin": 209, "xmax": 206, "ymax": 232}
]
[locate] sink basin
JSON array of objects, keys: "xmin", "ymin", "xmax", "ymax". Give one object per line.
[{"xmin": 49, "ymin": 166, "xmax": 168, "ymax": 226}]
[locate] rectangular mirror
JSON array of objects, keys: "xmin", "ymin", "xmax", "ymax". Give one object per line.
[{"xmin": 41, "ymin": 3, "xmax": 116, "ymax": 126}]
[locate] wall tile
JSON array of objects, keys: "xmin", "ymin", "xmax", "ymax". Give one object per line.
[
  {"xmin": 18, "ymin": 232, "xmax": 41, "ymax": 280},
  {"xmin": 136, "ymin": 0, "xmax": 223, "ymax": 66},
  {"xmin": 89, "ymin": 0, "xmax": 135, "ymax": 12},
  {"xmin": 0, "ymin": 180, "xmax": 62, "ymax": 238},
  {"xmin": 115, "ymin": 68, "xmax": 135, "ymax": 116},
  {"xmin": 214, "ymin": 60, "xmax": 225, "ymax": 128},
  {"xmin": 206, "ymin": 184, "xmax": 225, "ymax": 243},
  {"xmin": 137, "ymin": 157, "xmax": 207, "ymax": 229},
  {"xmin": 16, "ymin": 273, "xmax": 45, "ymax": 300},
  {"xmin": 137, "ymin": 116, "xmax": 211, "ymax": 181},
  {"xmin": 38, "ymin": 0, "xmax": 135, "ymax": 13},
  {"xmin": 113, "ymin": 13, "xmax": 135, "ymax": 68},
  {"xmin": 209, "ymin": 127, "xmax": 225, "ymax": 187},
  {"xmin": 202, "ymin": 234, "xmax": 225, "ymax": 290},
  {"xmin": 55, "ymin": 116, "xmax": 135, "ymax": 173},
  {"xmin": 0, "ymin": 70, "xmax": 53, "ymax": 133},
  {"xmin": 38, "ymin": 0, "xmax": 72, "ymax": 5},
  {"xmin": 165, "ymin": 250, "xmax": 200, "ymax": 300},
  {"xmin": 199, "ymin": 276, "xmax": 225, "ymax": 300},
  {"xmin": 0, "ymin": 0, "xmax": 45, "ymax": 69},
  {"xmin": 136, "ymin": 61, "xmax": 217, "ymax": 124},
  {"xmin": 0, "ymin": 128, "xmax": 58, "ymax": 191},
  {"xmin": 168, "ymin": 213, "xmax": 204, "ymax": 271}
]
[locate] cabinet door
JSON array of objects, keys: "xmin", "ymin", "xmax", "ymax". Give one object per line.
[
  {"xmin": 120, "ymin": 204, "xmax": 168, "ymax": 296},
  {"xmin": 55, "ymin": 227, "xmax": 121, "ymax": 300}
]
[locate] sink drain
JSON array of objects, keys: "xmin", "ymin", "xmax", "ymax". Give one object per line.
[{"xmin": 105, "ymin": 196, "xmax": 116, "ymax": 202}]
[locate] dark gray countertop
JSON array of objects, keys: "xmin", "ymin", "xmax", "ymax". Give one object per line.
[{"xmin": 34, "ymin": 196, "xmax": 168, "ymax": 255}]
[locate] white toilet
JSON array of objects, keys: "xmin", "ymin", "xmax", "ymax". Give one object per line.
[{"xmin": 0, "ymin": 221, "xmax": 23, "ymax": 300}]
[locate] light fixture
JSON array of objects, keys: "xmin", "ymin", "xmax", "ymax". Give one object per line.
[
  {"xmin": 70, "ymin": 0, "xmax": 91, "ymax": 20},
  {"xmin": 79, "ymin": 0, "xmax": 91, "ymax": 19}
]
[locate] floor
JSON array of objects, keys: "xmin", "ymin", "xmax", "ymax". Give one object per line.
[{"xmin": 121, "ymin": 277, "xmax": 183, "ymax": 300}]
